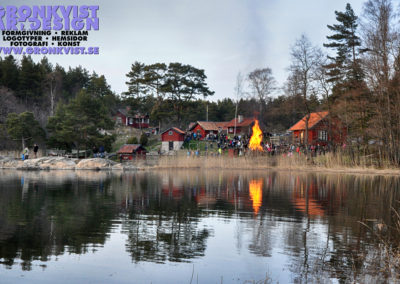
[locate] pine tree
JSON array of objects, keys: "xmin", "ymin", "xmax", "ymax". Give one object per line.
[
  {"xmin": 1, "ymin": 55, "xmax": 19, "ymax": 91},
  {"xmin": 324, "ymin": 3, "xmax": 363, "ymax": 95},
  {"xmin": 324, "ymin": 3, "xmax": 372, "ymax": 148},
  {"xmin": 6, "ymin": 112, "xmax": 45, "ymax": 150}
]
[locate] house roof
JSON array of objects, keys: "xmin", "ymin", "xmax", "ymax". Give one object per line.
[
  {"xmin": 117, "ymin": 144, "xmax": 145, "ymax": 154},
  {"xmin": 161, "ymin": 127, "xmax": 185, "ymax": 135},
  {"xmin": 225, "ymin": 117, "xmax": 255, "ymax": 128},
  {"xmin": 188, "ymin": 122, "xmax": 196, "ymax": 130},
  {"xmin": 117, "ymin": 108, "xmax": 128, "ymax": 117},
  {"xmin": 190, "ymin": 121, "xmax": 228, "ymax": 131},
  {"xmin": 289, "ymin": 111, "xmax": 329, "ymax": 131},
  {"xmin": 117, "ymin": 109, "xmax": 148, "ymax": 118}
]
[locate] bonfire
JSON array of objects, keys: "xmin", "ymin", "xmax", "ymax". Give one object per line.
[{"xmin": 249, "ymin": 119, "xmax": 264, "ymax": 152}]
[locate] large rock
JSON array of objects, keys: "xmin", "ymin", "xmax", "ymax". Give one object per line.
[
  {"xmin": 0, "ymin": 157, "xmax": 24, "ymax": 168},
  {"xmin": 18, "ymin": 157, "xmax": 77, "ymax": 170},
  {"xmin": 76, "ymin": 158, "xmax": 117, "ymax": 170},
  {"xmin": 111, "ymin": 163, "xmax": 142, "ymax": 171},
  {"xmin": 0, "ymin": 156, "xmax": 148, "ymax": 171}
]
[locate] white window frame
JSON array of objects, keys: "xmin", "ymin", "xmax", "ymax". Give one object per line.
[{"xmin": 318, "ymin": 130, "xmax": 327, "ymax": 141}]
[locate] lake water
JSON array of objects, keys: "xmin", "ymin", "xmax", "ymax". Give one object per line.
[{"xmin": 0, "ymin": 169, "xmax": 399, "ymax": 283}]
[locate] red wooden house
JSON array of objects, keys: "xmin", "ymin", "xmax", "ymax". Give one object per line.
[
  {"xmin": 225, "ymin": 116, "xmax": 256, "ymax": 136},
  {"xmin": 161, "ymin": 127, "xmax": 185, "ymax": 152},
  {"xmin": 189, "ymin": 121, "xmax": 227, "ymax": 139},
  {"xmin": 114, "ymin": 108, "xmax": 150, "ymax": 128},
  {"xmin": 117, "ymin": 144, "xmax": 147, "ymax": 160},
  {"xmin": 289, "ymin": 111, "xmax": 346, "ymax": 146}
]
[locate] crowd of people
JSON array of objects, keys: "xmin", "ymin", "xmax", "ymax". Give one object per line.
[{"xmin": 185, "ymin": 131, "xmax": 333, "ymax": 157}]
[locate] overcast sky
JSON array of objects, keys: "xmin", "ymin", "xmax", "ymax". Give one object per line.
[{"xmin": 2, "ymin": 0, "xmax": 366, "ymax": 100}]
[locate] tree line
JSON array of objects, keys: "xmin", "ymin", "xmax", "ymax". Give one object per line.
[
  {"xmin": 284, "ymin": 0, "xmax": 400, "ymax": 165},
  {"xmin": 1, "ymin": 0, "xmax": 400, "ymax": 166}
]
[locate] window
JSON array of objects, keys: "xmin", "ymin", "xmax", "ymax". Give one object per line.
[
  {"xmin": 129, "ymin": 118, "xmax": 133, "ymax": 125},
  {"xmin": 318, "ymin": 130, "xmax": 327, "ymax": 141},
  {"xmin": 168, "ymin": 131, "xmax": 173, "ymax": 135}
]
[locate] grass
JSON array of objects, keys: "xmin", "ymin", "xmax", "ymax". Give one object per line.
[
  {"xmin": 145, "ymin": 139, "xmax": 162, "ymax": 152},
  {"xmin": 152, "ymin": 151, "xmax": 400, "ymax": 175},
  {"xmin": 358, "ymin": 205, "xmax": 400, "ymax": 280},
  {"xmin": 184, "ymin": 140, "xmax": 219, "ymax": 152}
]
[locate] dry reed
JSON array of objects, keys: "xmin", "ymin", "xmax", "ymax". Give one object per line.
[{"xmin": 153, "ymin": 152, "xmax": 400, "ymax": 174}]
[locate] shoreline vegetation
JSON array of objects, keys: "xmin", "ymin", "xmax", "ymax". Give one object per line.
[
  {"xmin": 155, "ymin": 153, "xmax": 400, "ymax": 176},
  {"xmin": 1, "ymin": 153, "xmax": 400, "ymax": 176}
]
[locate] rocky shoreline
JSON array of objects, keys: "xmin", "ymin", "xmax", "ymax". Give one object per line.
[{"xmin": 0, "ymin": 156, "xmax": 146, "ymax": 171}]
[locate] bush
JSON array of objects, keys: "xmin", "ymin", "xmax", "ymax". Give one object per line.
[
  {"xmin": 127, "ymin": 136, "xmax": 138, "ymax": 144},
  {"xmin": 140, "ymin": 133, "xmax": 148, "ymax": 146}
]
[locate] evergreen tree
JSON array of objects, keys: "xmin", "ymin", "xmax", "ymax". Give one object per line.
[
  {"xmin": 324, "ymin": 3, "xmax": 363, "ymax": 95},
  {"xmin": 324, "ymin": 3, "xmax": 372, "ymax": 146},
  {"xmin": 63, "ymin": 66, "xmax": 90, "ymax": 100},
  {"xmin": 86, "ymin": 72, "xmax": 113, "ymax": 98},
  {"xmin": 6, "ymin": 111, "xmax": 45, "ymax": 150},
  {"xmin": 162, "ymin": 62, "xmax": 214, "ymax": 125},
  {"xmin": 1, "ymin": 55, "xmax": 19, "ymax": 91},
  {"xmin": 47, "ymin": 90, "xmax": 115, "ymax": 152},
  {"xmin": 18, "ymin": 55, "xmax": 42, "ymax": 104},
  {"xmin": 125, "ymin": 61, "xmax": 147, "ymax": 98}
]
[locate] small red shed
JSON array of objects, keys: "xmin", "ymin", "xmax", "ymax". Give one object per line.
[
  {"xmin": 289, "ymin": 111, "xmax": 346, "ymax": 146},
  {"xmin": 117, "ymin": 144, "xmax": 147, "ymax": 160},
  {"xmin": 161, "ymin": 127, "xmax": 185, "ymax": 153}
]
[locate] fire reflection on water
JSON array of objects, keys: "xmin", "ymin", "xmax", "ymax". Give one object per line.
[{"xmin": 249, "ymin": 179, "xmax": 263, "ymax": 215}]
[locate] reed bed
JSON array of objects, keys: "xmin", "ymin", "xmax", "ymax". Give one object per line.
[{"xmin": 154, "ymin": 152, "xmax": 400, "ymax": 174}]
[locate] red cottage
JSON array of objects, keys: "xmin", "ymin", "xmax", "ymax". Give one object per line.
[
  {"xmin": 225, "ymin": 116, "xmax": 256, "ymax": 136},
  {"xmin": 114, "ymin": 108, "xmax": 150, "ymax": 129},
  {"xmin": 161, "ymin": 127, "xmax": 185, "ymax": 153},
  {"xmin": 189, "ymin": 121, "xmax": 227, "ymax": 140},
  {"xmin": 117, "ymin": 144, "xmax": 147, "ymax": 160},
  {"xmin": 289, "ymin": 111, "xmax": 346, "ymax": 146}
]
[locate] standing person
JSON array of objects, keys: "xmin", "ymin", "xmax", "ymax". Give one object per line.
[
  {"xmin": 99, "ymin": 145, "xmax": 105, "ymax": 158},
  {"xmin": 33, "ymin": 144, "xmax": 39, "ymax": 158},
  {"xmin": 24, "ymin": 147, "xmax": 29, "ymax": 160},
  {"xmin": 92, "ymin": 146, "xmax": 98, "ymax": 158}
]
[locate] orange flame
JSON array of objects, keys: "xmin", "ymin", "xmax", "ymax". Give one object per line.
[
  {"xmin": 249, "ymin": 119, "xmax": 263, "ymax": 151},
  {"xmin": 249, "ymin": 179, "xmax": 263, "ymax": 215}
]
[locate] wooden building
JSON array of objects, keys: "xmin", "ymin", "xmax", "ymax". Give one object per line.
[
  {"xmin": 114, "ymin": 108, "xmax": 150, "ymax": 129},
  {"xmin": 225, "ymin": 116, "xmax": 256, "ymax": 136},
  {"xmin": 117, "ymin": 144, "xmax": 147, "ymax": 160},
  {"xmin": 189, "ymin": 121, "xmax": 227, "ymax": 139},
  {"xmin": 289, "ymin": 111, "xmax": 346, "ymax": 146},
  {"xmin": 161, "ymin": 127, "xmax": 185, "ymax": 153}
]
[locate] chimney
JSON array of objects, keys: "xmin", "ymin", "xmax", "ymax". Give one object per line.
[{"xmin": 238, "ymin": 115, "xmax": 243, "ymax": 123}]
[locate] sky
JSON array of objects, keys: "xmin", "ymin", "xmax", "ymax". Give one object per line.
[{"xmin": 1, "ymin": 0, "xmax": 366, "ymax": 100}]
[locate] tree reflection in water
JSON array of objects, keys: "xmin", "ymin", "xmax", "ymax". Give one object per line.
[{"xmin": 0, "ymin": 170, "xmax": 399, "ymax": 282}]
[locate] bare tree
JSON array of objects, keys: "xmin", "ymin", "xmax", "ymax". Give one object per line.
[
  {"xmin": 288, "ymin": 34, "xmax": 324, "ymax": 148},
  {"xmin": 361, "ymin": 0, "xmax": 400, "ymax": 164},
  {"xmin": 248, "ymin": 68, "xmax": 276, "ymax": 120},
  {"xmin": 233, "ymin": 71, "xmax": 245, "ymax": 136}
]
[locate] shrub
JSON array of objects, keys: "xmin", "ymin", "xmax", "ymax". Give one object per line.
[
  {"xmin": 127, "ymin": 136, "xmax": 138, "ymax": 144},
  {"xmin": 140, "ymin": 133, "xmax": 148, "ymax": 146}
]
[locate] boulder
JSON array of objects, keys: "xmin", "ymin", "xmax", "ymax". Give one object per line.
[
  {"xmin": 18, "ymin": 157, "xmax": 77, "ymax": 170},
  {"xmin": 76, "ymin": 158, "xmax": 117, "ymax": 170},
  {"xmin": 0, "ymin": 157, "xmax": 24, "ymax": 168}
]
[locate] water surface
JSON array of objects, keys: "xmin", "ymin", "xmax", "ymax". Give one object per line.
[{"xmin": 0, "ymin": 170, "xmax": 399, "ymax": 283}]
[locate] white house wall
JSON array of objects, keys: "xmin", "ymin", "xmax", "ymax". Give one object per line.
[{"xmin": 161, "ymin": 141, "xmax": 184, "ymax": 153}]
